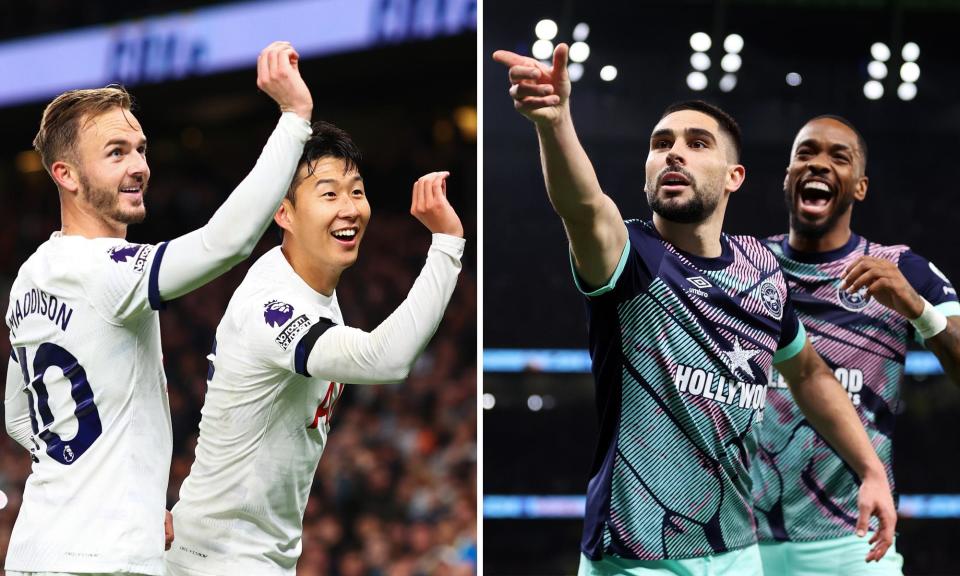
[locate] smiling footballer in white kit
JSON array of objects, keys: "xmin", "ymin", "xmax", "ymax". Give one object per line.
[
  {"xmin": 4, "ymin": 41, "xmax": 313, "ymax": 576},
  {"xmin": 164, "ymin": 121, "xmax": 465, "ymax": 576}
]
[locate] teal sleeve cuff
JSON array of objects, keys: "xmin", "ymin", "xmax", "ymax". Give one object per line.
[
  {"xmin": 913, "ymin": 300, "xmax": 960, "ymax": 345},
  {"xmin": 936, "ymin": 301, "xmax": 960, "ymax": 318},
  {"xmin": 773, "ymin": 321, "xmax": 806, "ymax": 364},
  {"xmin": 570, "ymin": 240, "xmax": 630, "ymax": 297}
]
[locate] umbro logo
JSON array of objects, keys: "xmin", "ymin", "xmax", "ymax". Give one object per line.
[{"xmin": 687, "ymin": 276, "xmax": 713, "ymax": 290}]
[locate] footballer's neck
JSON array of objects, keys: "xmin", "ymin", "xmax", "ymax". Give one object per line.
[
  {"xmin": 789, "ymin": 211, "xmax": 854, "ymax": 253},
  {"xmin": 281, "ymin": 242, "xmax": 342, "ymax": 297},
  {"xmin": 653, "ymin": 208, "xmax": 726, "ymax": 259},
  {"xmin": 60, "ymin": 201, "xmax": 128, "ymax": 239}
]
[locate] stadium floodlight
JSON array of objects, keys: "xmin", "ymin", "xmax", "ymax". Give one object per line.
[
  {"xmin": 482, "ymin": 393, "xmax": 496, "ymax": 410},
  {"xmin": 527, "ymin": 394, "xmax": 544, "ymax": 411},
  {"xmin": 600, "ymin": 65, "xmax": 618, "ymax": 81},
  {"xmin": 723, "ymin": 33, "xmax": 744, "ymax": 54},
  {"xmin": 569, "ymin": 41, "xmax": 591, "ymax": 63},
  {"xmin": 870, "ymin": 42, "xmax": 891, "ymax": 62},
  {"xmin": 719, "ymin": 73, "xmax": 737, "ymax": 92},
  {"xmin": 867, "ymin": 60, "xmax": 887, "ymax": 80},
  {"xmin": 573, "ymin": 22, "xmax": 590, "ymax": 41},
  {"xmin": 786, "ymin": 72, "xmax": 802, "ymax": 86},
  {"xmin": 902, "ymin": 42, "xmax": 920, "ymax": 62},
  {"xmin": 532, "ymin": 39, "xmax": 553, "ymax": 60},
  {"xmin": 720, "ymin": 53, "xmax": 741, "ymax": 73},
  {"xmin": 568, "ymin": 62, "xmax": 585, "ymax": 82},
  {"xmin": 900, "ymin": 62, "xmax": 920, "ymax": 83},
  {"xmin": 898, "ymin": 82, "xmax": 917, "ymax": 101},
  {"xmin": 535, "ymin": 19, "xmax": 558, "ymax": 40},
  {"xmin": 690, "ymin": 52, "xmax": 711, "ymax": 71},
  {"xmin": 864, "ymin": 80, "xmax": 884, "ymax": 100},
  {"xmin": 690, "ymin": 32, "xmax": 712, "ymax": 52},
  {"xmin": 687, "ymin": 71, "xmax": 708, "ymax": 91}
]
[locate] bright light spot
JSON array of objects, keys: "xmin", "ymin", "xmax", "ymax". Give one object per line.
[
  {"xmin": 569, "ymin": 41, "xmax": 591, "ymax": 63},
  {"xmin": 527, "ymin": 394, "xmax": 544, "ymax": 411},
  {"xmin": 532, "ymin": 39, "xmax": 554, "ymax": 60},
  {"xmin": 600, "ymin": 65, "xmax": 618, "ymax": 81},
  {"xmin": 898, "ymin": 82, "xmax": 917, "ymax": 101},
  {"xmin": 535, "ymin": 19, "xmax": 558, "ymax": 40},
  {"xmin": 786, "ymin": 72, "xmax": 802, "ymax": 86},
  {"xmin": 482, "ymin": 393, "xmax": 496, "ymax": 410},
  {"xmin": 900, "ymin": 62, "xmax": 920, "ymax": 83},
  {"xmin": 723, "ymin": 33, "xmax": 744, "ymax": 54},
  {"xmin": 690, "ymin": 52, "xmax": 711, "ymax": 71},
  {"xmin": 902, "ymin": 42, "xmax": 920, "ymax": 62},
  {"xmin": 867, "ymin": 60, "xmax": 887, "ymax": 80},
  {"xmin": 721, "ymin": 53, "xmax": 742, "ymax": 73},
  {"xmin": 0, "ymin": 490, "xmax": 7, "ymax": 510},
  {"xmin": 568, "ymin": 62, "xmax": 584, "ymax": 82},
  {"xmin": 719, "ymin": 73, "xmax": 737, "ymax": 92},
  {"xmin": 573, "ymin": 22, "xmax": 590, "ymax": 42},
  {"xmin": 864, "ymin": 80, "xmax": 884, "ymax": 100},
  {"xmin": 686, "ymin": 71, "xmax": 708, "ymax": 91},
  {"xmin": 870, "ymin": 42, "xmax": 891, "ymax": 62},
  {"xmin": 690, "ymin": 32, "xmax": 712, "ymax": 52}
]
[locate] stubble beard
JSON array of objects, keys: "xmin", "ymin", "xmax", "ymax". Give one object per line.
[
  {"xmin": 783, "ymin": 183, "xmax": 854, "ymax": 239},
  {"xmin": 645, "ymin": 168, "xmax": 722, "ymax": 224},
  {"xmin": 79, "ymin": 173, "xmax": 146, "ymax": 225}
]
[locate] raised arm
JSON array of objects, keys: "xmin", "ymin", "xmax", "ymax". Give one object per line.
[
  {"xmin": 303, "ymin": 172, "xmax": 464, "ymax": 384},
  {"xmin": 156, "ymin": 41, "xmax": 314, "ymax": 302},
  {"xmin": 492, "ymin": 44, "xmax": 626, "ymax": 288},
  {"xmin": 774, "ymin": 340, "xmax": 896, "ymax": 562}
]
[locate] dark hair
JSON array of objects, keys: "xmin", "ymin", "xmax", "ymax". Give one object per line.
[
  {"xmin": 286, "ymin": 121, "xmax": 363, "ymax": 205},
  {"xmin": 806, "ymin": 114, "xmax": 868, "ymax": 170},
  {"xmin": 660, "ymin": 100, "xmax": 742, "ymax": 162}
]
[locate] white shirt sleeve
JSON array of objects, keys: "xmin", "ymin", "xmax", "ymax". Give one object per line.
[
  {"xmin": 155, "ymin": 112, "xmax": 312, "ymax": 303},
  {"xmin": 85, "ymin": 241, "xmax": 167, "ymax": 323},
  {"xmin": 5, "ymin": 353, "xmax": 33, "ymax": 451},
  {"xmin": 303, "ymin": 234, "xmax": 465, "ymax": 384}
]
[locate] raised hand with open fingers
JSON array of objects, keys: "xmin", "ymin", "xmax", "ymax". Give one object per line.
[
  {"xmin": 256, "ymin": 41, "xmax": 313, "ymax": 121},
  {"xmin": 492, "ymin": 43, "xmax": 571, "ymax": 126},
  {"xmin": 410, "ymin": 172, "xmax": 463, "ymax": 238}
]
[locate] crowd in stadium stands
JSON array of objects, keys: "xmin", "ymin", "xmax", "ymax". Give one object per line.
[{"xmin": 0, "ymin": 165, "xmax": 477, "ymax": 575}]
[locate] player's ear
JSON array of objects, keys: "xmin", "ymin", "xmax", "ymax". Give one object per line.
[
  {"xmin": 725, "ymin": 163, "xmax": 746, "ymax": 194},
  {"xmin": 51, "ymin": 160, "xmax": 80, "ymax": 195},
  {"xmin": 274, "ymin": 198, "xmax": 295, "ymax": 233},
  {"xmin": 855, "ymin": 175, "xmax": 868, "ymax": 202}
]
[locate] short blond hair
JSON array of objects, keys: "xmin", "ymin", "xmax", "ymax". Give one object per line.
[{"xmin": 33, "ymin": 85, "xmax": 133, "ymax": 175}]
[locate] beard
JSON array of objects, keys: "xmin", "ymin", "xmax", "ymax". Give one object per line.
[
  {"xmin": 79, "ymin": 173, "xmax": 146, "ymax": 225},
  {"xmin": 645, "ymin": 166, "xmax": 721, "ymax": 224},
  {"xmin": 783, "ymin": 184, "xmax": 854, "ymax": 238}
]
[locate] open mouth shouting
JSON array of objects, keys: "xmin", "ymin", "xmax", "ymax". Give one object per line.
[
  {"xmin": 796, "ymin": 179, "xmax": 834, "ymax": 219},
  {"xmin": 658, "ymin": 170, "xmax": 692, "ymax": 194},
  {"xmin": 331, "ymin": 226, "xmax": 360, "ymax": 247}
]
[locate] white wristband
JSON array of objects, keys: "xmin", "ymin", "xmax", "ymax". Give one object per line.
[{"xmin": 911, "ymin": 298, "xmax": 948, "ymax": 340}]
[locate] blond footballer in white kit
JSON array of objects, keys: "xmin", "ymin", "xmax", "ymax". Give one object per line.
[
  {"xmin": 165, "ymin": 123, "xmax": 465, "ymax": 575},
  {"xmin": 4, "ymin": 42, "xmax": 313, "ymax": 575}
]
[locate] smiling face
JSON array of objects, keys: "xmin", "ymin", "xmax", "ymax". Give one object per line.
[
  {"xmin": 277, "ymin": 156, "xmax": 371, "ymax": 275},
  {"xmin": 784, "ymin": 117, "xmax": 868, "ymax": 239},
  {"xmin": 71, "ymin": 106, "xmax": 150, "ymax": 226},
  {"xmin": 644, "ymin": 109, "xmax": 740, "ymax": 224}
]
